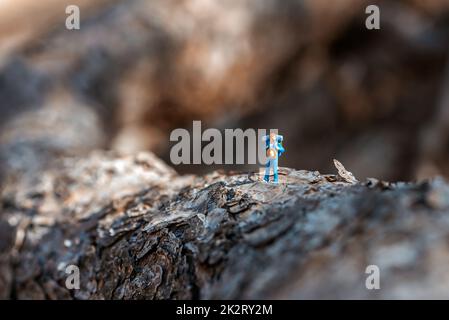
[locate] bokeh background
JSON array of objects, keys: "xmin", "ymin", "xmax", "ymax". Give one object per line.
[{"xmin": 1, "ymin": 0, "xmax": 449, "ymax": 182}]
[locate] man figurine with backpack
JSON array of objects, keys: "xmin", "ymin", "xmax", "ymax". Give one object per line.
[{"xmin": 263, "ymin": 132, "xmax": 285, "ymax": 183}]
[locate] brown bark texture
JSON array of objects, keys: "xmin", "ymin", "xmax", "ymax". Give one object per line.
[{"xmin": 2, "ymin": 152, "xmax": 449, "ymax": 299}]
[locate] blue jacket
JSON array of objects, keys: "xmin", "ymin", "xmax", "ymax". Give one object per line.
[{"xmin": 263, "ymin": 135, "xmax": 284, "ymax": 157}]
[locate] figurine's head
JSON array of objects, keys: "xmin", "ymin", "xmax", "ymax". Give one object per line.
[{"xmin": 269, "ymin": 132, "xmax": 277, "ymax": 142}]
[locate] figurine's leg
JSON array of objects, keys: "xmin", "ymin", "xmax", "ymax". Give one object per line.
[
  {"xmin": 273, "ymin": 158, "xmax": 279, "ymax": 183},
  {"xmin": 264, "ymin": 160, "xmax": 271, "ymax": 182}
]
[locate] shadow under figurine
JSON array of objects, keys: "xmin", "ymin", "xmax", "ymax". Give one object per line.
[{"xmin": 263, "ymin": 133, "xmax": 285, "ymax": 183}]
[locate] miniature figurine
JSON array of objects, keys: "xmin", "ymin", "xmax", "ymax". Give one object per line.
[{"xmin": 263, "ymin": 132, "xmax": 285, "ymax": 183}]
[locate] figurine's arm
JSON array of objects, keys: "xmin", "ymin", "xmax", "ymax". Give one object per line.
[
  {"xmin": 276, "ymin": 135, "xmax": 285, "ymax": 156},
  {"xmin": 262, "ymin": 135, "xmax": 269, "ymax": 149},
  {"xmin": 278, "ymin": 143, "xmax": 285, "ymax": 156}
]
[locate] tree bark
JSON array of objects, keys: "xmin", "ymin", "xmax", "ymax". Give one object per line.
[{"xmin": 2, "ymin": 151, "xmax": 449, "ymax": 299}]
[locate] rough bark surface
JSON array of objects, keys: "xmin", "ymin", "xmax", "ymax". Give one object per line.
[{"xmin": 2, "ymin": 152, "xmax": 449, "ymax": 299}]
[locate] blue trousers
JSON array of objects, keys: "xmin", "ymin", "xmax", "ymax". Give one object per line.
[{"xmin": 264, "ymin": 157, "xmax": 278, "ymax": 183}]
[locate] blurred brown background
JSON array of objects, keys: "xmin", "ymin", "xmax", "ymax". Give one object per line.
[{"xmin": 1, "ymin": 0, "xmax": 449, "ymax": 182}]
